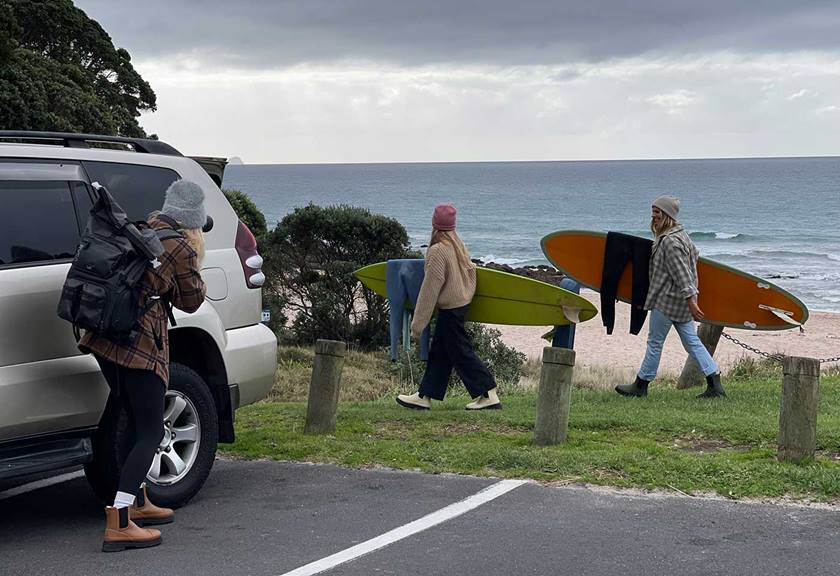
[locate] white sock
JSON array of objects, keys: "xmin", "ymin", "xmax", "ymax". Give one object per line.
[{"xmin": 113, "ymin": 491, "xmax": 136, "ymax": 509}]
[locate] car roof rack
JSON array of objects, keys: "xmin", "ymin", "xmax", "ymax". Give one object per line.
[{"xmin": 0, "ymin": 131, "xmax": 182, "ymax": 156}]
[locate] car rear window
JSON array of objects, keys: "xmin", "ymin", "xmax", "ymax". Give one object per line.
[
  {"xmin": 82, "ymin": 161, "xmax": 179, "ymax": 221},
  {"xmin": 0, "ymin": 181, "xmax": 82, "ymax": 266}
]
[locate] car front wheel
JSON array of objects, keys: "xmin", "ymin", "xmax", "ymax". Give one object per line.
[{"xmin": 84, "ymin": 362, "xmax": 219, "ymax": 508}]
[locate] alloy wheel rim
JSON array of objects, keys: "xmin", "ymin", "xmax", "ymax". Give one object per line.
[{"xmin": 147, "ymin": 390, "xmax": 201, "ymax": 485}]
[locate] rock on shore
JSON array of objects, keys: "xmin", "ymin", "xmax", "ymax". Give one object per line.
[{"xmin": 472, "ymin": 259, "xmax": 566, "ymax": 286}]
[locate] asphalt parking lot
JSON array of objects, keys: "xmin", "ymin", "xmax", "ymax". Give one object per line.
[{"xmin": 2, "ymin": 459, "xmax": 840, "ymax": 576}]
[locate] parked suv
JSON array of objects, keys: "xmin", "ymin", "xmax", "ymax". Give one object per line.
[{"xmin": 0, "ymin": 132, "xmax": 277, "ymax": 506}]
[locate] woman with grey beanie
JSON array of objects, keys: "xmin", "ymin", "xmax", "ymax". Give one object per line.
[
  {"xmin": 80, "ymin": 179, "xmax": 208, "ymax": 552},
  {"xmin": 615, "ymin": 195, "xmax": 726, "ymax": 399}
]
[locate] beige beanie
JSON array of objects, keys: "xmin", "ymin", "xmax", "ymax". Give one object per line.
[{"xmin": 652, "ymin": 195, "xmax": 680, "ymax": 220}]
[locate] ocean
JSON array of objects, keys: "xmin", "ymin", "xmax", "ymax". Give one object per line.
[{"xmin": 223, "ymin": 157, "xmax": 840, "ymax": 312}]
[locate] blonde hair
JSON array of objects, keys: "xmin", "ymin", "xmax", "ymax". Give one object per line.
[
  {"xmin": 429, "ymin": 229, "xmax": 475, "ymax": 271},
  {"xmin": 181, "ymin": 227, "xmax": 206, "ymax": 264},
  {"xmin": 149, "ymin": 210, "xmax": 206, "ymax": 264},
  {"xmin": 651, "ymin": 213, "xmax": 677, "ymax": 238}
]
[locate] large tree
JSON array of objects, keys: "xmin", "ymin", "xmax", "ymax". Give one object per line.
[{"xmin": 0, "ymin": 0, "xmax": 156, "ymax": 137}]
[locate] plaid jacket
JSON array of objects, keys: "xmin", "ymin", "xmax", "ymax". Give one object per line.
[
  {"xmin": 79, "ymin": 218, "xmax": 206, "ymax": 384},
  {"xmin": 644, "ymin": 225, "xmax": 699, "ymax": 323}
]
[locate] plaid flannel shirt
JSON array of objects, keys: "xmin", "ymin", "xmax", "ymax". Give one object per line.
[
  {"xmin": 79, "ymin": 218, "xmax": 206, "ymax": 384},
  {"xmin": 643, "ymin": 225, "xmax": 699, "ymax": 323}
]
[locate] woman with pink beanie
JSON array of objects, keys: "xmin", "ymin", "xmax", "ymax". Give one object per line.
[{"xmin": 396, "ymin": 204, "xmax": 500, "ymax": 411}]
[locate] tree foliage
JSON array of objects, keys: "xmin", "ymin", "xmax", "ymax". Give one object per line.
[
  {"xmin": 263, "ymin": 204, "xmax": 417, "ymax": 348},
  {"xmin": 0, "ymin": 2, "xmax": 17, "ymax": 62},
  {"xmin": 223, "ymin": 188, "xmax": 268, "ymax": 240},
  {"xmin": 0, "ymin": 0, "xmax": 156, "ymax": 137}
]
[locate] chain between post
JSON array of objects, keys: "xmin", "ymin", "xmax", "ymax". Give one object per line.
[{"xmin": 720, "ymin": 331, "xmax": 840, "ymax": 365}]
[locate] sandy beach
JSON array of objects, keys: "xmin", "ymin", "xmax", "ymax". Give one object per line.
[{"xmin": 492, "ymin": 291, "xmax": 840, "ymax": 379}]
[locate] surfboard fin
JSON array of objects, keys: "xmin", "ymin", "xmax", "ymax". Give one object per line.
[
  {"xmin": 758, "ymin": 304, "xmax": 802, "ymax": 327},
  {"xmin": 562, "ymin": 306, "xmax": 582, "ymax": 324},
  {"xmin": 542, "ymin": 306, "xmax": 584, "ymax": 341}
]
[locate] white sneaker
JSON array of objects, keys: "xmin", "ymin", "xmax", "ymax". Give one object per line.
[
  {"xmin": 465, "ymin": 389, "xmax": 502, "ymax": 410},
  {"xmin": 396, "ymin": 392, "xmax": 431, "ymax": 410}
]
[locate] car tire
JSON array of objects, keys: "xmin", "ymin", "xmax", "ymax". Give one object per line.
[{"xmin": 84, "ymin": 362, "xmax": 219, "ymax": 508}]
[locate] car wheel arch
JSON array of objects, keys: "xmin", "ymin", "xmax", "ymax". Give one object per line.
[{"xmin": 168, "ymin": 327, "xmax": 235, "ymax": 443}]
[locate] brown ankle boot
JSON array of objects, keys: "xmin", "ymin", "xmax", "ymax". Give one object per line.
[
  {"xmin": 103, "ymin": 506, "xmax": 161, "ymax": 552},
  {"xmin": 130, "ymin": 483, "xmax": 174, "ymax": 526}
]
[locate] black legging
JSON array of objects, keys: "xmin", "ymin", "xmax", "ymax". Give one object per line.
[
  {"xmin": 418, "ymin": 305, "xmax": 496, "ymax": 401},
  {"xmin": 95, "ymin": 356, "xmax": 165, "ymax": 497}
]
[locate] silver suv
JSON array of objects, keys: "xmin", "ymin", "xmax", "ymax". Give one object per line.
[{"xmin": 0, "ymin": 132, "xmax": 277, "ymax": 507}]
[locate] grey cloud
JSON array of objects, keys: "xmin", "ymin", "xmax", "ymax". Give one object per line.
[
  {"xmin": 546, "ymin": 69, "xmax": 584, "ymax": 84},
  {"xmin": 76, "ymin": 0, "xmax": 840, "ymax": 68}
]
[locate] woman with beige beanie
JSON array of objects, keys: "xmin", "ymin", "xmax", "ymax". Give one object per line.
[{"xmin": 615, "ymin": 195, "xmax": 726, "ymax": 399}]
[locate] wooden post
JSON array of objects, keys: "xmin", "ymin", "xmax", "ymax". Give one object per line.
[
  {"xmin": 677, "ymin": 323, "xmax": 724, "ymax": 389},
  {"xmin": 304, "ymin": 339, "xmax": 346, "ymax": 435},
  {"xmin": 534, "ymin": 347, "xmax": 576, "ymax": 446},
  {"xmin": 778, "ymin": 356, "xmax": 820, "ymax": 463}
]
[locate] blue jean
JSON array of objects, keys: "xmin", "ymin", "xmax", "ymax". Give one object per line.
[{"xmin": 638, "ymin": 308, "xmax": 718, "ymax": 381}]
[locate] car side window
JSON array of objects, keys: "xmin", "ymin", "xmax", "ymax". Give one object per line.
[
  {"xmin": 0, "ymin": 181, "xmax": 81, "ymax": 266},
  {"xmin": 82, "ymin": 161, "xmax": 179, "ymax": 221},
  {"xmin": 72, "ymin": 181, "xmax": 93, "ymax": 233}
]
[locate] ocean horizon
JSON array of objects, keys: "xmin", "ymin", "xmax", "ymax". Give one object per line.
[{"xmin": 223, "ymin": 157, "xmax": 840, "ymax": 313}]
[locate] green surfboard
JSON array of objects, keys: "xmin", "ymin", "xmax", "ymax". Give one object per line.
[{"xmin": 354, "ymin": 261, "xmax": 598, "ymax": 326}]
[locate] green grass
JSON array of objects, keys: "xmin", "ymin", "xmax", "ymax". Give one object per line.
[{"xmin": 224, "ymin": 351, "xmax": 840, "ymax": 502}]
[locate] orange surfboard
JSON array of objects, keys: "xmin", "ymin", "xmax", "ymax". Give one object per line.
[{"xmin": 541, "ymin": 230, "xmax": 809, "ymax": 331}]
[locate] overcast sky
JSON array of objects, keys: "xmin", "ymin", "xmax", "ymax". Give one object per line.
[{"xmin": 76, "ymin": 1, "xmax": 840, "ymax": 163}]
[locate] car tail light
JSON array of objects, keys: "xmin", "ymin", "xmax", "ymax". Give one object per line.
[{"xmin": 235, "ymin": 221, "xmax": 265, "ymax": 288}]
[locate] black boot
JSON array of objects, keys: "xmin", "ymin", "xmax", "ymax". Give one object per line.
[
  {"xmin": 697, "ymin": 373, "xmax": 726, "ymax": 398},
  {"xmin": 615, "ymin": 376, "xmax": 650, "ymax": 397}
]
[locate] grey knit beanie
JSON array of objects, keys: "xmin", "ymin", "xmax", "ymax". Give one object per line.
[
  {"xmin": 652, "ymin": 195, "xmax": 680, "ymax": 221},
  {"xmin": 161, "ymin": 180, "xmax": 206, "ymax": 230}
]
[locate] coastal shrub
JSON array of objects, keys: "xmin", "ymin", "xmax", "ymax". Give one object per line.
[
  {"xmin": 223, "ymin": 188, "xmax": 268, "ymax": 239},
  {"xmin": 262, "ymin": 204, "xmax": 417, "ymax": 348},
  {"xmin": 466, "ymin": 323, "xmax": 527, "ymax": 387},
  {"xmin": 391, "ymin": 323, "xmax": 526, "ymax": 392}
]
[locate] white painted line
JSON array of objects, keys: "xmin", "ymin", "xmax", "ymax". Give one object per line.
[
  {"xmin": 278, "ymin": 478, "xmax": 528, "ymax": 576},
  {"xmin": 0, "ymin": 470, "xmax": 85, "ymax": 501}
]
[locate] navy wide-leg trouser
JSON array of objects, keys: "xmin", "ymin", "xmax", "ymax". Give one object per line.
[{"xmin": 418, "ymin": 305, "xmax": 496, "ymax": 401}]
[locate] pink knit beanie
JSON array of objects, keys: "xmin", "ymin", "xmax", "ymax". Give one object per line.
[{"xmin": 432, "ymin": 204, "xmax": 456, "ymax": 231}]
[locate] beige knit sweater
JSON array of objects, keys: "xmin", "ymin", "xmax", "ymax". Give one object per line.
[{"xmin": 410, "ymin": 243, "xmax": 476, "ymax": 336}]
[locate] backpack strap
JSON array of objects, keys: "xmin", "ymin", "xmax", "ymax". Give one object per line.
[
  {"xmin": 156, "ymin": 229, "xmax": 182, "ymax": 242},
  {"xmin": 154, "ymin": 214, "xmax": 183, "ymax": 244},
  {"xmin": 140, "ymin": 293, "xmax": 178, "ymax": 351},
  {"xmin": 155, "ymin": 213, "xmax": 181, "ymax": 231},
  {"xmin": 147, "ymin": 215, "xmax": 183, "ymax": 343},
  {"xmin": 161, "ymin": 291, "xmax": 177, "ymax": 327}
]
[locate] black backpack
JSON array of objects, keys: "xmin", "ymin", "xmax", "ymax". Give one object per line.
[{"xmin": 57, "ymin": 182, "xmax": 181, "ymax": 346}]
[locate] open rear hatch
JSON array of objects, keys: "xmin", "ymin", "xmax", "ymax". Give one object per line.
[{"xmin": 189, "ymin": 156, "xmax": 228, "ymax": 187}]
